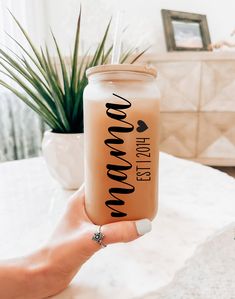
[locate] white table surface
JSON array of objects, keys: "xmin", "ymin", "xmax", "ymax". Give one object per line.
[{"xmin": 0, "ymin": 153, "xmax": 234, "ymax": 299}]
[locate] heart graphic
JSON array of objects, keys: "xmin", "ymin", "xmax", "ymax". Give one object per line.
[{"xmin": 137, "ymin": 120, "xmax": 148, "ymax": 133}]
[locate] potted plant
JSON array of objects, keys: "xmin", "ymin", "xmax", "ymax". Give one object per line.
[{"xmin": 0, "ymin": 10, "xmax": 148, "ymax": 189}]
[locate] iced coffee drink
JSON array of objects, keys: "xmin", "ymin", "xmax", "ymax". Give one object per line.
[{"xmin": 84, "ymin": 64, "xmax": 160, "ymax": 225}]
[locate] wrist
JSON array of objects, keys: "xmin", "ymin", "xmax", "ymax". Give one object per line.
[
  {"xmin": 25, "ymin": 246, "xmax": 70, "ymax": 298},
  {"xmin": 23, "ymin": 247, "xmax": 58, "ymax": 298},
  {"xmin": 0, "ymin": 248, "xmax": 54, "ymax": 299}
]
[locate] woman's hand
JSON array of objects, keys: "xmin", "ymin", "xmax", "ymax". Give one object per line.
[
  {"xmin": 0, "ymin": 185, "xmax": 152, "ymax": 298},
  {"xmin": 12, "ymin": 185, "xmax": 152, "ymax": 298}
]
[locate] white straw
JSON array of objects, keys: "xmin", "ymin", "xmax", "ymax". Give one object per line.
[{"xmin": 111, "ymin": 11, "xmax": 123, "ymax": 64}]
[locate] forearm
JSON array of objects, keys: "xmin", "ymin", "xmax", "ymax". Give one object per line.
[{"xmin": 0, "ymin": 248, "xmax": 61, "ymax": 299}]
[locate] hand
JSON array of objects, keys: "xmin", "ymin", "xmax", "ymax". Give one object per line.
[
  {"xmin": 35, "ymin": 185, "xmax": 152, "ymax": 297},
  {"xmin": 0, "ymin": 185, "xmax": 152, "ymax": 299}
]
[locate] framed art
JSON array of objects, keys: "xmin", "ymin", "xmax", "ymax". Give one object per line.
[{"xmin": 161, "ymin": 9, "xmax": 211, "ymax": 51}]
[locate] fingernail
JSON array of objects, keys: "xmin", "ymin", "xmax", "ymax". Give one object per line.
[{"xmin": 135, "ymin": 219, "xmax": 152, "ymax": 235}]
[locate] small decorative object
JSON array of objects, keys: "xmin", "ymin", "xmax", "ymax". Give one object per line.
[
  {"xmin": 209, "ymin": 29, "xmax": 235, "ymax": 50},
  {"xmin": 0, "ymin": 10, "xmax": 148, "ymax": 189},
  {"xmin": 161, "ymin": 9, "xmax": 211, "ymax": 51}
]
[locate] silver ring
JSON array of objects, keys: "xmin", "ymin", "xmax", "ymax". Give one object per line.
[{"xmin": 92, "ymin": 226, "xmax": 107, "ymax": 248}]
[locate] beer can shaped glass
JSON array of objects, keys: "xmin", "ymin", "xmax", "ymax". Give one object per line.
[{"xmin": 84, "ymin": 64, "xmax": 160, "ymax": 225}]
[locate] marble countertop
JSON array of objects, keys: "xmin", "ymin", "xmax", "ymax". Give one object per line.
[{"xmin": 0, "ymin": 153, "xmax": 234, "ymax": 298}]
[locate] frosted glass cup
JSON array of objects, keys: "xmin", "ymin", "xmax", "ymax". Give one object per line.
[{"xmin": 84, "ymin": 64, "xmax": 160, "ymax": 225}]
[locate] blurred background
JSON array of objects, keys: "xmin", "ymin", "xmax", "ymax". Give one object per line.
[
  {"xmin": 0, "ymin": 0, "xmax": 235, "ymax": 176},
  {"xmin": 2, "ymin": 0, "xmax": 235, "ymax": 54}
]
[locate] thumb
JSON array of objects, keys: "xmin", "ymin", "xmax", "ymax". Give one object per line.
[
  {"xmin": 101, "ymin": 219, "xmax": 152, "ymax": 245},
  {"xmin": 80, "ymin": 219, "xmax": 152, "ymax": 256}
]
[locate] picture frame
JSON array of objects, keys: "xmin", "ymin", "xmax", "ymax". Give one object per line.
[{"xmin": 161, "ymin": 9, "xmax": 211, "ymax": 51}]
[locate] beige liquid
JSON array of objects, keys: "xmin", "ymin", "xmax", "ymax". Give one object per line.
[{"xmin": 84, "ymin": 88, "xmax": 160, "ymax": 225}]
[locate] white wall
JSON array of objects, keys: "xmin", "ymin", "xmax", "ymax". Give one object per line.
[
  {"xmin": 43, "ymin": 0, "xmax": 235, "ymax": 55},
  {"xmin": 0, "ymin": 0, "xmax": 45, "ymax": 48}
]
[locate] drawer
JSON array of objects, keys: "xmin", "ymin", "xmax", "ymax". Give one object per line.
[
  {"xmin": 160, "ymin": 112, "xmax": 197, "ymax": 158},
  {"xmin": 155, "ymin": 61, "xmax": 201, "ymax": 112},
  {"xmin": 197, "ymin": 112, "xmax": 235, "ymax": 159},
  {"xmin": 200, "ymin": 61, "xmax": 235, "ymax": 112}
]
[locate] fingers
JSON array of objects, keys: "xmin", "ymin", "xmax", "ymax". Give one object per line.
[
  {"xmin": 66, "ymin": 187, "xmax": 152, "ymax": 253},
  {"xmin": 101, "ymin": 218, "xmax": 152, "ymax": 245},
  {"xmin": 66, "ymin": 183, "xmax": 91, "ymax": 223},
  {"xmin": 82, "ymin": 219, "xmax": 152, "ymax": 256}
]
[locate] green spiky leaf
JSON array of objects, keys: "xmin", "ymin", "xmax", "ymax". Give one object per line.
[{"xmin": 0, "ymin": 10, "xmax": 149, "ymax": 133}]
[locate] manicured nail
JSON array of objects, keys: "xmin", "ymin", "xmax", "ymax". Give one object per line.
[{"xmin": 135, "ymin": 219, "xmax": 152, "ymax": 235}]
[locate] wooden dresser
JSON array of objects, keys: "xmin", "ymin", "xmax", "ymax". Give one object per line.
[{"xmin": 142, "ymin": 52, "xmax": 235, "ymax": 166}]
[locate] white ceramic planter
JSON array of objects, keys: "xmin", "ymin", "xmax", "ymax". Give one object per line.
[{"xmin": 42, "ymin": 131, "xmax": 84, "ymax": 190}]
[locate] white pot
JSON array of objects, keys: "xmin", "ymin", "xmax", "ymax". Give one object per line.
[{"xmin": 42, "ymin": 131, "xmax": 84, "ymax": 190}]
